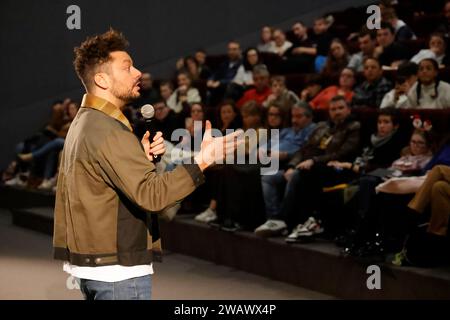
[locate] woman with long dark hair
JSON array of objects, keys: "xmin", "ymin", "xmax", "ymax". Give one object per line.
[
  {"xmin": 407, "ymin": 58, "xmax": 450, "ymax": 109},
  {"xmin": 194, "ymin": 100, "xmax": 243, "ymax": 223},
  {"xmin": 226, "ymin": 47, "xmax": 262, "ymax": 100}
]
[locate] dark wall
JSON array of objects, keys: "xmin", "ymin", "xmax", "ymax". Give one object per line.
[{"xmin": 0, "ymin": 0, "xmax": 373, "ymax": 168}]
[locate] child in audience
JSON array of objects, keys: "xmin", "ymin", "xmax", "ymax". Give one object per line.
[{"xmin": 406, "ymin": 58, "xmax": 450, "ymax": 109}]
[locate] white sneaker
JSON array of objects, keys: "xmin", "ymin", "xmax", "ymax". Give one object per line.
[
  {"xmin": 37, "ymin": 178, "xmax": 56, "ymax": 190},
  {"xmin": 254, "ymin": 219, "xmax": 287, "ymax": 237},
  {"xmin": 4, "ymin": 176, "xmax": 27, "ymax": 187},
  {"xmin": 285, "ymin": 217, "xmax": 323, "ymax": 243},
  {"xmin": 194, "ymin": 207, "xmax": 217, "ymax": 223}
]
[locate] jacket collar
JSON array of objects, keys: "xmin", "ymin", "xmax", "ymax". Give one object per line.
[{"xmin": 81, "ymin": 93, "xmax": 133, "ymax": 132}]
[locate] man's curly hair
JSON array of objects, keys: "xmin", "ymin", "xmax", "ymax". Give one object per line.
[{"xmin": 74, "ymin": 28, "xmax": 129, "ymax": 89}]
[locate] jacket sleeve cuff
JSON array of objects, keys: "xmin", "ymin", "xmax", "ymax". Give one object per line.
[{"xmin": 182, "ymin": 159, "xmax": 205, "ymax": 187}]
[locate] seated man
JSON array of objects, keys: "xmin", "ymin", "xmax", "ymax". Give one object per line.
[
  {"xmin": 133, "ymin": 100, "xmax": 184, "ymax": 142},
  {"xmin": 131, "ymin": 72, "xmax": 160, "ymax": 107},
  {"xmin": 206, "ymin": 41, "xmax": 242, "ymax": 106},
  {"xmin": 382, "ymin": 7, "xmax": 416, "ymax": 41},
  {"xmin": 236, "ymin": 64, "xmax": 272, "ymax": 108},
  {"xmin": 352, "ymin": 57, "xmax": 393, "ymax": 108},
  {"xmin": 347, "ymin": 28, "xmax": 377, "ymax": 72},
  {"xmin": 255, "ymin": 96, "xmax": 360, "ymax": 239},
  {"xmin": 281, "ymin": 21, "xmax": 317, "ymax": 73},
  {"xmin": 380, "ymin": 61, "xmax": 418, "ymax": 109},
  {"xmin": 263, "ymin": 75, "xmax": 300, "ymax": 112},
  {"xmin": 255, "ymin": 102, "xmax": 317, "ymax": 236},
  {"xmin": 374, "ymin": 22, "xmax": 410, "ymax": 67}
]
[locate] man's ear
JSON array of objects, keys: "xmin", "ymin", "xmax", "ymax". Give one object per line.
[{"xmin": 94, "ymin": 73, "xmax": 110, "ymax": 90}]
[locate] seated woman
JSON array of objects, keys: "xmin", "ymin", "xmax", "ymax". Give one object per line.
[
  {"xmin": 264, "ymin": 103, "xmax": 289, "ymax": 130},
  {"xmin": 163, "ymin": 102, "xmax": 206, "ymax": 171},
  {"xmin": 257, "ymin": 26, "xmax": 274, "ymax": 53},
  {"xmin": 194, "ymin": 100, "xmax": 242, "ymax": 223},
  {"xmin": 5, "ymin": 100, "xmax": 79, "ymax": 190},
  {"xmin": 410, "ymin": 33, "xmax": 448, "ymax": 66},
  {"xmin": 310, "ymin": 67, "xmax": 355, "ymax": 110},
  {"xmin": 319, "ymin": 38, "xmax": 350, "ymax": 85},
  {"xmin": 158, "ymin": 102, "xmax": 207, "ymax": 218},
  {"xmin": 212, "ymin": 101, "xmax": 267, "ymax": 232},
  {"xmin": 183, "ymin": 55, "xmax": 211, "ymax": 81},
  {"xmin": 3, "ymin": 100, "xmax": 67, "ymax": 186},
  {"xmin": 342, "ymin": 126, "xmax": 436, "ymax": 257},
  {"xmin": 167, "ymin": 71, "xmax": 202, "ymax": 114},
  {"xmin": 267, "ymin": 29, "xmax": 293, "ymax": 56},
  {"xmin": 406, "ymin": 58, "xmax": 450, "ymax": 109},
  {"xmin": 226, "ymin": 47, "xmax": 262, "ymax": 101}
]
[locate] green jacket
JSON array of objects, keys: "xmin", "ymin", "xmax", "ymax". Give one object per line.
[{"xmin": 53, "ymin": 94, "xmax": 204, "ymax": 267}]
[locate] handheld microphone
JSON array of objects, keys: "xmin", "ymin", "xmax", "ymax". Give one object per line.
[{"xmin": 140, "ymin": 104, "xmax": 161, "ymax": 163}]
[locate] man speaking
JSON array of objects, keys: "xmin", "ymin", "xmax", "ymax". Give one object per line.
[{"xmin": 53, "ymin": 29, "xmax": 242, "ymax": 300}]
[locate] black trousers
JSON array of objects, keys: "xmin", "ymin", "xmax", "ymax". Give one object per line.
[
  {"xmin": 279, "ymin": 164, "xmax": 355, "ymax": 230},
  {"xmin": 215, "ymin": 164, "xmax": 265, "ymax": 231}
]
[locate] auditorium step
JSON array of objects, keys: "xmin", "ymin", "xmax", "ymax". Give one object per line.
[
  {"xmin": 160, "ymin": 215, "xmax": 450, "ymax": 299},
  {"xmin": 0, "ymin": 185, "xmax": 55, "ymax": 209},
  {"xmin": 6, "ymin": 199, "xmax": 450, "ymax": 299},
  {"xmin": 11, "ymin": 206, "xmax": 54, "ymax": 235}
]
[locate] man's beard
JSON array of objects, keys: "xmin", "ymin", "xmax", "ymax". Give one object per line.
[{"xmin": 111, "ymin": 82, "xmax": 140, "ymax": 104}]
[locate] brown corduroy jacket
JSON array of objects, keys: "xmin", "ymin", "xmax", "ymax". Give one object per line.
[
  {"xmin": 287, "ymin": 116, "xmax": 361, "ymax": 168},
  {"xmin": 53, "ymin": 94, "xmax": 204, "ymax": 267}
]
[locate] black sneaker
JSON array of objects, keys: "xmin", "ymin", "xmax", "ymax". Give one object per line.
[
  {"xmin": 207, "ymin": 218, "xmax": 223, "ymax": 229},
  {"xmin": 220, "ymin": 219, "xmax": 241, "ymax": 233}
]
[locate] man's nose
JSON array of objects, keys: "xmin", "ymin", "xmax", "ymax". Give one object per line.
[{"xmin": 134, "ymin": 67, "xmax": 142, "ymax": 79}]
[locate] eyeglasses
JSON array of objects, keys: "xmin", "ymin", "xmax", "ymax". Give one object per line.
[{"xmin": 410, "ymin": 140, "xmax": 426, "ymax": 146}]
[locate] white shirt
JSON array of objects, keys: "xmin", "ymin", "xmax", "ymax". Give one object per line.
[
  {"xmin": 406, "ymin": 81, "xmax": 450, "ymax": 109},
  {"xmin": 167, "ymin": 87, "xmax": 201, "ymax": 113},
  {"xmin": 63, "ymin": 262, "xmax": 153, "ymax": 282},
  {"xmin": 380, "ymin": 89, "xmax": 409, "ymax": 109},
  {"xmin": 233, "ymin": 65, "xmax": 253, "ymax": 86},
  {"xmin": 267, "ymin": 41, "xmax": 293, "ymax": 56},
  {"xmin": 411, "ymin": 49, "xmax": 444, "ymax": 65}
]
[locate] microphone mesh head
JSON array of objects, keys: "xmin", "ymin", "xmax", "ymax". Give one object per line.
[{"xmin": 140, "ymin": 104, "xmax": 155, "ymax": 119}]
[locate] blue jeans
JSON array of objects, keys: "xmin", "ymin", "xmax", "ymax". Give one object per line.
[
  {"xmin": 31, "ymin": 137, "xmax": 65, "ymax": 160},
  {"xmin": 79, "ymin": 275, "xmax": 152, "ymax": 300},
  {"xmin": 261, "ymin": 169, "xmax": 296, "ymax": 220}
]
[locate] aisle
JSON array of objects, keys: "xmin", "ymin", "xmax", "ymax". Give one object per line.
[{"xmin": 0, "ymin": 209, "xmax": 332, "ymax": 300}]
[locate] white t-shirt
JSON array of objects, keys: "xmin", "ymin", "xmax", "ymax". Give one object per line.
[{"xmin": 63, "ymin": 262, "xmax": 153, "ymax": 282}]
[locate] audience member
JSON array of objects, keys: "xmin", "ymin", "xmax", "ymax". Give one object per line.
[
  {"xmin": 348, "ymin": 28, "xmax": 377, "ymax": 72},
  {"xmin": 406, "ymin": 58, "xmax": 450, "ymax": 109},
  {"xmin": 263, "ymin": 75, "xmax": 300, "ymax": 112},
  {"xmin": 237, "ymin": 64, "xmax": 272, "ymax": 108},
  {"xmin": 353, "ymin": 57, "xmax": 393, "ymax": 108},
  {"xmin": 311, "ymin": 67, "xmax": 355, "ymax": 110}
]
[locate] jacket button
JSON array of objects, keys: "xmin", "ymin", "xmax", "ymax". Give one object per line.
[{"xmin": 95, "ymin": 258, "xmax": 101, "ymax": 264}]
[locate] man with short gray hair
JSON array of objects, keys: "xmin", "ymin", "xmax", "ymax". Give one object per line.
[{"xmin": 237, "ymin": 64, "xmax": 272, "ymax": 108}]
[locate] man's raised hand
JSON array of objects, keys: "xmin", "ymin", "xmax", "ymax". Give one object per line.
[{"xmin": 194, "ymin": 120, "xmax": 244, "ymax": 171}]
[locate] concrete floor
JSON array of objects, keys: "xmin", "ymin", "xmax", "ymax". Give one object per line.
[{"xmin": 0, "ymin": 209, "xmax": 332, "ymax": 300}]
